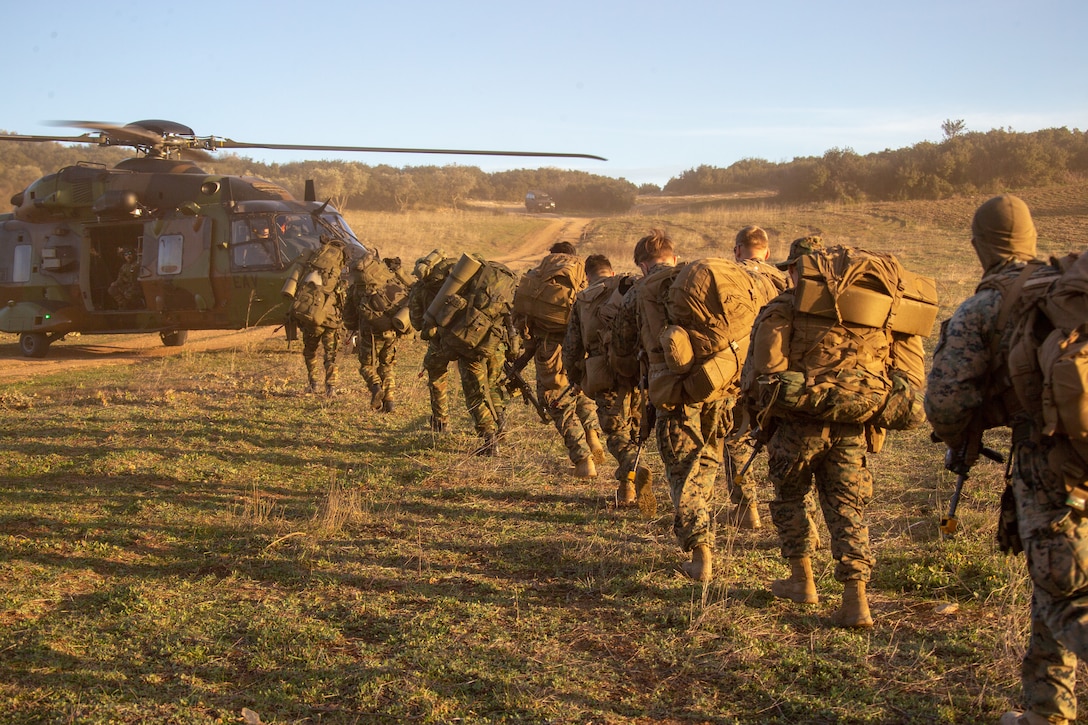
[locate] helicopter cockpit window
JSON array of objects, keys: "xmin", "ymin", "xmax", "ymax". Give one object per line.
[
  {"xmin": 273, "ymin": 214, "xmax": 321, "ymax": 264},
  {"xmin": 231, "ymin": 218, "xmax": 278, "ymax": 270},
  {"xmin": 13, "ymin": 244, "xmax": 31, "ymax": 283},
  {"xmin": 158, "ymin": 235, "xmax": 184, "ymax": 276}
]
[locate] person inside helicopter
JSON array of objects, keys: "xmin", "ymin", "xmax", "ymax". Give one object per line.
[{"xmin": 108, "ymin": 247, "xmax": 144, "ymax": 310}]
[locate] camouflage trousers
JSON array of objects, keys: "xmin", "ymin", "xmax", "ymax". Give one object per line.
[
  {"xmin": 302, "ymin": 323, "xmax": 341, "ymax": 388},
  {"xmin": 458, "ymin": 342, "xmax": 506, "ymax": 437},
  {"xmin": 766, "ymin": 418, "xmax": 874, "ymax": 582},
  {"xmin": 356, "ymin": 328, "xmax": 398, "ymax": 397},
  {"xmin": 425, "ymin": 335, "xmax": 505, "ymax": 436},
  {"xmin": 720, "ymin": 405, "xmax": 821, "ymax": 525},
  {"xmin": 657, "ymin": 398, "xmax": 726, "ymax": 551},
  {"xmin": 1012, "ymin": 437, "xmax": 1088, "ymax": 722},
  {"xmin": 594, "ymin": 384, "xmax": 642, "ymax": 482},
  {"xmin": 534, "ymin": 335, "xmax": 601, "ymax": 464}
]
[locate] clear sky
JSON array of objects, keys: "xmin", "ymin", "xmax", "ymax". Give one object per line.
[{"xmin": 2, "ymin": 0, "xmax": 1085, "ymax": 187}]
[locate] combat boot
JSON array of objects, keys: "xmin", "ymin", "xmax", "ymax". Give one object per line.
[
  {"xmin": 305, "ymin": 381, "xmax": 319, "ymax": 395},
  {"xmin": 616, "ymin": 477, "xmax": 637, "ymax": 506},
  {"xmin": 634, "ymin": 466, "xmax": 656, "ymax": 519},
  {"xmin": 681, "ymin": 544, "xmax": 713, "ymax": 582},
  {"xmin": 770, "ymin": 556, "xmax": 819, "ymax": 604},
  {"xmin": 429, "ymin": 416, "xmax": 447, "ymax": 433},
  {"xmin": 731, "ymin": 500, "xmax": 762, "ymax": 530},
  {"xmin": 325, "ymin": 384, "xmax": 338, "ymax": 397},
  {"xmin": 474, "ymin": 433, "xmax": 498, "ymax": 457},
  {"xmin": 831, "ymin": 580, "xmax": 873, "ymax": 628},
  {"xmin": 369, "ymin": 384, "xmax": 384, "ymax": 411},
  {"xmin": 382, "ymin": 398, "xmax": 395, "ymax": 413},
  {"xmin": 574, "ymin": 456, "xmax": 598, "ymax": 479},
  {"xmin": 586, "ymin": 429, "xmax": 606, "ymax": 465}
]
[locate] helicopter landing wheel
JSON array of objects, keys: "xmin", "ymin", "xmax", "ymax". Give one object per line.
[
  {"xmin": 160, "ymin": 329, "xmax": 189, "ymax": 347},
  {"xmin": 19, "ymin": 332, "xmax": 51, "ymax": 358}
]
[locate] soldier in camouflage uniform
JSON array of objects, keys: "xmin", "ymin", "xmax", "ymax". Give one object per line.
[
  {"xmin": 408, "ymin": 251, "xmax": 457, "ymax": 432},
  {"xmin": 748, "ymin": 237, "xmax": 879, "ymax": 628},
  {"xmin": 926, "ymin": 195, "xmax": 1088, "ymax": 725},
  {"xmin": 725, "ymin": 229, "xmax": 823, "ymax": 538},
  {"xmin": 108, "ymin": 247, "xmax": 143, "ymax": 310},
  {"xmin": 719, "ymin": 226, "xmax": 790, "ymax": 529},
  {"xmin": 613, "ymin": 229, "xmax": 724, "ymax": 581},
  {"xmin": 515, "ymin": 242, "xmax": 605, "ymax": 478},
  {"xmin": 300, "ymin": 239, "xmax": 348, "ymax": 396},
  {"xmin": 410, "ymin": 251, "xmax": 510, "ymax": 455},
  {"xmin": 563, "ymin": 254, "xmax": 646, "ymax": 502},
  {"xmin": 344, "ymin": 254, "xmax": 409, "ymax": 413}
]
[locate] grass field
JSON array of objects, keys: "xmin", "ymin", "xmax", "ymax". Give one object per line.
[{"xmin": 1, "ymin": 186, "xmax": 1086, "ymax": 723}]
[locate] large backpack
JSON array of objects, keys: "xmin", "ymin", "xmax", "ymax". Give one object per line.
[
  {"xmin": 441, "ymin": 258, "xmax": 518, "ymax": 355},
  {"xmin": 1007, "ymin": 251, "xmax": 1088, "ymax": 464},
  {"xmin": 633, "ymin": 264, "xmax": 684, "ymax": 406},
  {"xmin": 349, "ymin": 254, "xmax": 410, "ymax": 333},
  {"xmin": 661, "ymin": 258, "xmax": 763, "ymax": 405},
  {"xmin": 574, "ymin": 273, "xmax": 637, "ymax": 396},
  {"xmin": 749, "ymin": 246, "xmax": 935, "ymax": 429},
  {"xmin": 512, "ymin": 252, "xmax": 587, "ymax": 334},
  {"xmin": 289, "ymin": 241, "xmax": 347, "ymax": 328}
]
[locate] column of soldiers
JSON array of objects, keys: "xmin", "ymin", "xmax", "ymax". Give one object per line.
[{"xmin": 283, "ymin": 203, "xmax": 1088, "ymax": 721}]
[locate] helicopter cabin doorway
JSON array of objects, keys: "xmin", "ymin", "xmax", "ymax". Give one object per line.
[{"xmin": 85, "ymin": 223, "xmax": 146, "ymax": 312}]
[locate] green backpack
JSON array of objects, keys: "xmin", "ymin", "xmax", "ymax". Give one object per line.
[
  {"xmin": 290, "ymin": 242, "xmax": 347, "ymax": 328},
  {"xmin": 443, "ymin": 259, "xmax": 518, "ymax": 354},
  {"xmin": 350, "ymin": 254, "xmax": 410, "ymax": 333}
]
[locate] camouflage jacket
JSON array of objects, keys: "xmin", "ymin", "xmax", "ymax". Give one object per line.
[{"xmin": 925, "ymin": 260, "xmax": 1028, "ymax": 448}]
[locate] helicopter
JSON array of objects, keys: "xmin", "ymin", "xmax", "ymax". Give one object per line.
[{"xmin": 0, "ymin": 120, "xmax": 605, "ymax": 357}]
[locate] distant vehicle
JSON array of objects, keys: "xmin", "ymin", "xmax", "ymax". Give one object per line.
[{"xmin": 525, "ymin": 191, "xmax": 556, "ymax": 213}]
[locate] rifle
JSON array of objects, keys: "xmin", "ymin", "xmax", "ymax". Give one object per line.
[
  {"xmin": 735, "ymin": 418, "xmax": 777, "ymax": 481},
  {"xmin": 501, "ymin": 342, "xmax": 549, "ymax": 424},
  {"xmin": 627, "ymin": 360, "xmax": 658, "ymax": 519},
  {"xmin": 938, "ymin": 434, "xmax": 1006, "ymax": 537},
  {"xmin": 273, "ymin": 312, "xmax": 299, "ymax": 344}
]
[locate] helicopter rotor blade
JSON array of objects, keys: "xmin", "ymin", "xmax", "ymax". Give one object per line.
[
  {"xmin": 4, "ymin": 121, "xmax": 607, "ymax": 162},
  {"xmin": 213, "ymin": 138, "xmax": 607, "ymax": 161},
  {"xmin": 0, "ymin": 132, "xmax": 103, "ymax": 145},
  {"xmin": 48, "ymin": 120, "xmax": 164, "ymax": 146}
]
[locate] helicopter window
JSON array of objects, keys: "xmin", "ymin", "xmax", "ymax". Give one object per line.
[
  {"xmin": 13, "ymin": 244, "xmax": 31, "ymax": 283},
  {"xmin": 274, "ymin": 215, "xmax": 321, "ymax": 264},
  {"xmin": 158, "ymin": 235, "xmax": 184, "ymax": 275},
  {"xmin": 231, "ymin": 218, "xmax": 278, "ymax": 270}
]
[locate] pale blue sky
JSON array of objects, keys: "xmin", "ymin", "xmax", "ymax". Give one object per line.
[{"xmin": 3, "ymin": 0, "xmax": 1084, "ymax": 186}]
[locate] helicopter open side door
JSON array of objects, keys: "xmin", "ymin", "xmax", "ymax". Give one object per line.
[{"xmin": 139, "ymin": 215, "xmax": 215, "ymax": 316}]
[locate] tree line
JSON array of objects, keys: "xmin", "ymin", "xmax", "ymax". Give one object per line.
[
  {"xmin": 1, "ymin": 125, "xmax": 1085, "ymax": 213},
  {"xmin": 664, "ymin": 126, "xmax": 1088, "ymax": 202}
]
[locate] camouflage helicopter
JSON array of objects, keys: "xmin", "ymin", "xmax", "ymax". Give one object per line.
[{"xmin": 0, "ymin": 120, "xmax": 604, "ymax": 357}]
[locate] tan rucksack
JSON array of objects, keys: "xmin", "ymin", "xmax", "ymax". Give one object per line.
[
  {"xmin": 663, "ymin": 258, "xmax": 763, "ymax": 404},
  {"xmin": 749, "ymin": 246, "xmax": 933, "ymax": 429},
  {"xmin": 575, "ymin": 273, "xmax": 638, "ymax": 396},
  {"xmin": 512, "ymin": 253, "xmax": 587, "ymax": 334},
  {"xmin": 1007, "ymin": 251, "xmax": 1088, "ymax": 463}
]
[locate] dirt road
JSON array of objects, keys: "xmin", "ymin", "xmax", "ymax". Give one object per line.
[
  {"xmin": 493, "ymin": 216, "xmax": 593, "ymax": 272},
  {"xmin": 0, "ymin": 327, "xmax": 281, "ymax": 384}
]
